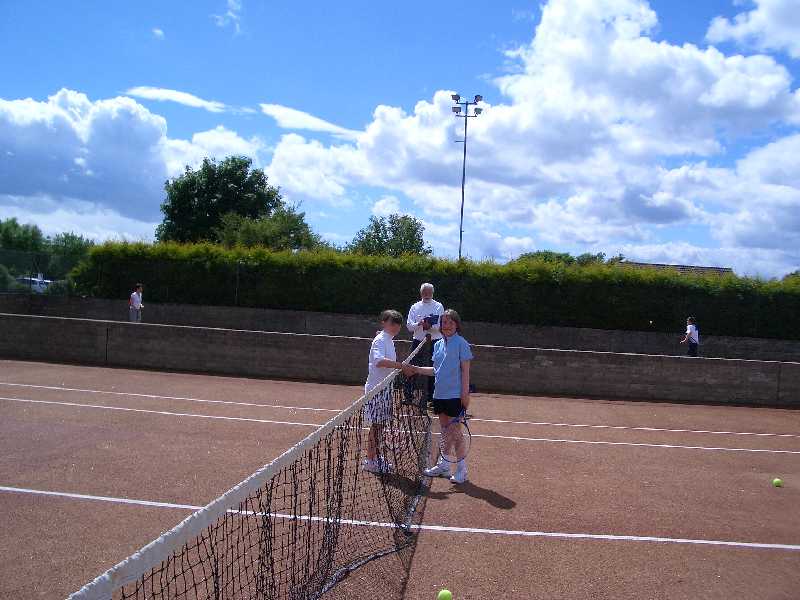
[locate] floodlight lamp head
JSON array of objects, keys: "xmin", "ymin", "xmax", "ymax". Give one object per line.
[
  {"xmin": 474, "ymin": 107, "xmax": 483, "ymax": 115},
  {"xmin": 474, "ymin": 94, "xmax": 483, "ymax": 103},
  {"xmin": 452, "ymin": 106, "xmax": 461, "ymax": 114},
  {"xmin": 451, "ymin": 94, "xmax": 461, "ymax": 102}
]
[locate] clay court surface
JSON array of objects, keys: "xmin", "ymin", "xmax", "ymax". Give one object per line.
[{"xmin": 1, "ymin": 358, "xmax": 799, "ymax": 599}]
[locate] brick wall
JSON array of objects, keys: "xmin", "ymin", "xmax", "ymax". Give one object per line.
[
  {"xmin": 2, "ymin": 295, "xmax": 798, "ymax": 362},
  {"xmin": 2, "ymin": 313, "xmax": 797, "ymax": 407}
]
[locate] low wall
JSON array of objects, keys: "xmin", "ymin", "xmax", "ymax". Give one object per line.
[
  {"xmin": 2, "ymin": 295, "xmax": 799, "ymax": 362},
  {"xmin": 1, "ymin": 313, "xmax": 797, "ymax": 407}
]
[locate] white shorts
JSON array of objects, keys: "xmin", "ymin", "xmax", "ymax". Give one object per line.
[{"xmin": 363, "ymin": 386, "xmax": 392, "ymax": 424}]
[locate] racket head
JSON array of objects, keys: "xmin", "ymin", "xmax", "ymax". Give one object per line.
[{"xmin": 439, "ymin": 418, "xmax": 471, "ymax": 463}]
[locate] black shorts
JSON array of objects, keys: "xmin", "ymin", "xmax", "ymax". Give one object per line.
[
  {"xmin": 687, "ymin": 342, "xmax": 699, "ymax": 357},
  {"xmin": 432, "ymin": 398, "xmax": 463, "ymax": 417}
]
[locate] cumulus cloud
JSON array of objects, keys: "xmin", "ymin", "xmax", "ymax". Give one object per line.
[
  {"xmin": 620, "ymin": 241, "xmax": 799, "ymax": 278},
  {"xmin": 4, "ymin": 0, "xmax": 800, "ymax": 276},
  {"xmin": 372, "ymin": 195, "xmax": 401, "ymax": 217},
  {"xmin": 0, "ymin": 89, "xmax": 266, "ymax": 234},
  {"xmin": 707, "ymin": 0, "xmax": 800, "ymax": 59},
  {"xmin": 125, "ymin": 86, "xmax": 227, "ymax": 113},
  {"xmin": 0, "ymin": 194, "xmax": 158, "ymax": 242},
  {"xmin": 261, "ymin": 0, "xmax": 800, "ymax": 276}
]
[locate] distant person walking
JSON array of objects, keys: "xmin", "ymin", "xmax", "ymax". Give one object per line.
[
  {"xmin": 129, "ymin": 284, "xmax": 144, "ymax": 323},
  {"xmin": 680, "ymin": 316, "xmax": 699, "ymax": 356},
  {"xmin": 404, "ymin": 283, "xmax": 444, "ymax": 410}
]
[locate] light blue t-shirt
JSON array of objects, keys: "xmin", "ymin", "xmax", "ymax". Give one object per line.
[{"xmin": 432, "ymin": 334, "xmax": 474, "ymax": 399}]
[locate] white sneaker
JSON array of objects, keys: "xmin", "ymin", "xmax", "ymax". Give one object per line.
[
  {"xmin": 449, "ymin": 464, "xmax": 468, "ymax": 484},
  {"xmin": 362, "ymin": 459, "xmax": 381, "ymax": 473},
  {"xmin": 423, "ymin": 462, "xmax": 450, "ymax": 478}
]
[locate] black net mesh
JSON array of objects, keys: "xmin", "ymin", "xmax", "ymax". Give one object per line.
[{"xmin": 70, "ymin": 354, "xmax": 431, "ymax": 600}]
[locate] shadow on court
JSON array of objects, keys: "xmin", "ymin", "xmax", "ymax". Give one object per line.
[{"xmin": 426, "ymin": 480, "xmax": 516, "ymax": 510}]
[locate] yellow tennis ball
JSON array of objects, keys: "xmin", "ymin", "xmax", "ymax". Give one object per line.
[
  {"xmin": 438, "ymin": 590, "xmax": 452, "ymax": 600},
  {"xmin": 772, "ymin": 478, "xmax": 783, "ymax": 488}
]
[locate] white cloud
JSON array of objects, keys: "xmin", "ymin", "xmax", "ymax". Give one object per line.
[
  {"xmin": 707, "ymin": 0, "xmax": 800, "ymax": 59},
  {"xmin": 212, "ymin": 0, "xmax": 242, "ymax": 34},
  {"xmin": 620, "ymin": 241, "xmax": 799, "ymax": 278},
  {"xmin": 151, "ymin": 28, "xmax": 165, "ymax": 40},
  {"xmin": 372, "ymin": 195, "xmax": 401, "ymax": 217},
  {"xmin": 259, "ymin": 104, "xmax": 359, "ymax": 139},
  {"xmin": 0, "ymin": 89, "xmax": 266, "ymax": 225},
  {"xmin": 266, "ymin": 133, "xmax": 363, "ymax": 205},
  {"xmin": 259, "ymin": 0, "xmax": 800, "ymax": 276},
  {"xmin": 125, "ymin": 86, "xmax": 227, "ymax": 113},
  {"xmin": 0, "ymin": 194, "xmax": 157, "ymax": 242}
]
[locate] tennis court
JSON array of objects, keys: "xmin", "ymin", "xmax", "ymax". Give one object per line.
[{"xmin": 1, "ymin": 357, "xmax": 799, "ymax": 599}]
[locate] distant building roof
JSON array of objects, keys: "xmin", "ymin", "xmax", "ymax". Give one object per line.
[{"xmin": 619, "ymin": 261, "xmax": 734, "ymax": 277}]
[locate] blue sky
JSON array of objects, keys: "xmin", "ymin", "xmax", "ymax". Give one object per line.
[{"xmin": 1, "ymin": 0, "xmax": 799, "ymax": 277}]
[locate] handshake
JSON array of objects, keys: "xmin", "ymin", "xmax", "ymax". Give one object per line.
[{"xmin": 401, "ymin": 364, "xmax": 417, "ymax": 377}]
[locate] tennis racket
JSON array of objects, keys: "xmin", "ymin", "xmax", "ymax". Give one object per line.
[{"xmin": 439, "ymin": 409, "xmax": 471, "ymax": 463}]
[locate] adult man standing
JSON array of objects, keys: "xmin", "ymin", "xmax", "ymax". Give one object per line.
[
  {"xmin": 129, "ymin": 283, "xmax": 144, "ymax": 323},
  {"xmin": 404, "ymin": 282, "xmax": 443, "ymax": 409}
]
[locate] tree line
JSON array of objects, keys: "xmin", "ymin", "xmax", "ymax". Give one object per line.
[{"xmin": 155, "ymin": 156, "xmax": 431, "ymax": 257}]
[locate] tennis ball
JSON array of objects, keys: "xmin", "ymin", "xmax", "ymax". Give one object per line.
[
  {"xmin": 772, "ymin": 478, "xmax": 784, "ymax": 488},
  {"xmin": 438, "ymin": 590, "xmax": 453, "ymax": 600}
]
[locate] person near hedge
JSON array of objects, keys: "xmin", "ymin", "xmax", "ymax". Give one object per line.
[
  {"xmin": 403, "ymin": 282, "xmax": 444, "ymax": 410},
  {"xmin": 407, "ymin": 309, "xmax": 473, "ymax": 484},
  {"xmin": 680, "ymin": 316, "xmax": 700, "ymax": 357},
  {"xmin": 362, "ymin": 309, "xmax": 409, "ymax": 474},
  {"xmin": 129, "ymin": 283, "xmax": 144, "ymax": 323}
]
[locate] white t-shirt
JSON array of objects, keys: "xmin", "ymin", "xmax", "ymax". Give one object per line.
[
  {"xmin": 365, "ymin": 330, "xmax": 396, "ymax": 393},
  {"xmin": 406, "ymin": 299, "xmax": 444, "ymax": 341},
  {"xmin": 686, "ymin": 324, "xmax": 699, "ymax": 344},
  {"xmin": 130, "ymin": 291, "xmax": 143, "ymax": 309}
]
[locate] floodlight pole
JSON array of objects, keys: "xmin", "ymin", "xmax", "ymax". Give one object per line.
[{"xmin": 452, "ymin": 94, "xmax": 482, "ymax": 261}]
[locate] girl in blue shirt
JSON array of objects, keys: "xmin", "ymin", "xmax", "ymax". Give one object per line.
[{"xmin": 407, "ymin": 309, "xmax": 473, "ymax": 483}]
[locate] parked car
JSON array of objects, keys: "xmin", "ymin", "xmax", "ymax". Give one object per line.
[{"xmin": 15, "ymin": 275, "xmax": 52, "ymax": 293}]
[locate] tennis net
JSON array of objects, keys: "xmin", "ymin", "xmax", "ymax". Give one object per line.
[{"xmin": 69, "ymin": 342, "xmax": 431, "ymax": 600}]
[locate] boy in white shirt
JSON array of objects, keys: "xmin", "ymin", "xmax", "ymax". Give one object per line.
[
  {"xmin": 403, "ymin": 283, "xmax": 444, "ymax": 409},
  {"xmin": 680, "ymin": 316, "xmax": 700, "ymax": 357},
  {"xmin": 129, "ymin": 284, "xmax": 144, "ymax": 323},
  {"xmin": 363, "ymin": 310, "xmax": 408, "ymax": 474}
]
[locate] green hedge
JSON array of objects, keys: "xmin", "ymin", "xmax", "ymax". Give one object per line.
[{"xmin": 71, "ymin": 242, "xmax": 800, "ymax": 340}]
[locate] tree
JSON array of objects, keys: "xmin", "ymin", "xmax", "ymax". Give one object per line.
[
  {"xmin": 156, "ymin": 156, "xmax": 283, "ymax": 243},
  {"xmin": 215, "ymin": 206, "xmax": 328, "ymax": 251},
  {"xmin": 47, "ymin": 232, "xmax": 95, "ymax": 256},
  {"xmin": 514, "ymin": 250, "xmax": 575, "ymax": 265},
  {"xmin": 0, "ymin": 218, "xmax": 45, "ymax": 251},
  {"xmin": 347, "ymin": 214, "xmax": 432, "ymax": 257},
  {"xmin": 575, "ymin": 252, "xmax": 606, "ymax": 266},
  {"xmin": 45, "ymin": 232, "xmax": 95, "ymax": 279}
]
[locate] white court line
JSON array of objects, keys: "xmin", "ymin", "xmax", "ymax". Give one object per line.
[
  {"xmin": 3, "ymin": 396, "xmax": 799, "ymax": 455},
  {"xmin": 0, "ymin": 382, "xmax": 342, "ymax": 413},
  {"xmin": 0, "ymin": 397, "xmax": 323, "ymax": 428},
  {"xmin": 470, "ymin": 417, "xmax": 800, "ymax": 439},
  {"xmin": 467, "ymin": 432, "xmax": 800, "ymax": 454},
  {"xmin": 2, "ymin": 485, "xmax": 799, "ymax": 552},
  {"xmin": 1, "ymin": 381, "xmax": 798, "ymax": 440}
]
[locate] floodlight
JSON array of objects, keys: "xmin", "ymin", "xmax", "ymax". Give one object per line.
[
  {"xmin": 452, "ymin": 106, "xmax": 462, "ymax": 114},
  {"xmin": 474, "ymin": 94, "xmax": 483, "ymax": 103},
  {"xmin": 474, "ymin": 107, "xmax": 483, "ymax": 115},
  {"xmin": 451, "ymin": 94, "xmax": 461, "ymax": 102}
]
